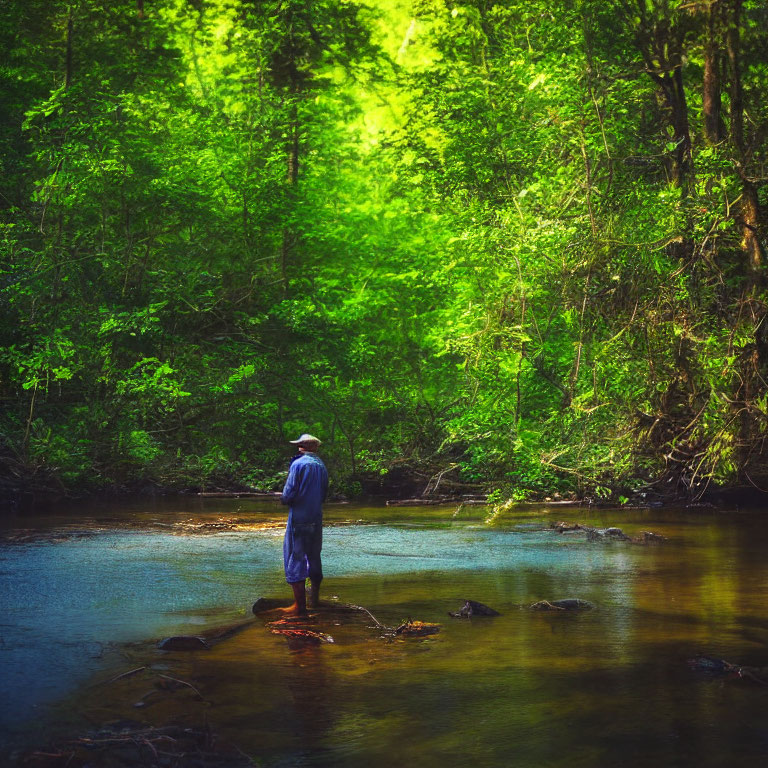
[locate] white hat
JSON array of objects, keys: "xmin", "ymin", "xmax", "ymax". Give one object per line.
[{"xmin": 289, "ymin": 433, "xmax": 322, "ymax": 445}]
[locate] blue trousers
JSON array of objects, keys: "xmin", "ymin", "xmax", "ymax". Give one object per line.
[{"xmin": 283, "ymin": 519, "xmax": 323, "ymax": 584}]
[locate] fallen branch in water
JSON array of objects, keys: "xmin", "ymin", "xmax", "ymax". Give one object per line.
[
  {"xmin": 395, "ymin": 619, "xmax": 441, "ymax": 637},
  {"xmin": 386, "ymin": 498, "xmax": 447, "ymax": 506},
  {"xmin": 158, "ymin": 673, "xmax": 205, "ymax": 699},
  {"xmin": 101, "ymin": 665, "xmax": 147, "ymax": 685},
  {"xmin": 328, "ymin": 603, "xmax": 441, "ymax": 638},
  {"xmin": 197, "ymin": 491, "xmax": 281, "ymax": 498},
  {"xmin": 342, "ymin": 603, "xmax": 386, "ymax": 628},
  {"xmin": 70, "ymin": 725, "xmax": 188, "ymax": 746},
  {"xmin": 63, "ymin": 725, "xmax": 256, "ymax": 765}
]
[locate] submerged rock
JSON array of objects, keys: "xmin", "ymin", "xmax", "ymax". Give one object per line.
[
  {"xmin": 688, "ymin": 656, "xmax": 768, "ymax": 685},
  {"xmin": 157, "ymin": 635, "xmax": 209, "ymax": 651},
  {"xmin": 585, "ymin": 526, "xmax": 630, "ymax": 541},
  {"xmin": 638, "ymin": 531, "xmax": 666, "ymax": 544},
  {"xmin": 551, "ymin": 521, "xmax": 583, "ymax": 533},
  {"xmin": 529, "ymin": 599, "xmax": 594, "ymax": 611},
  {"xmin": 555, "ymin": 522, "xmax": 666, "ymax": 544},
  {"xmin": 449, "ymin": 600, "xmax": 501, "ymax": 618},
  {"xmin": 688, "ymin": 655, "xmax": 735, "ymax": 674}
]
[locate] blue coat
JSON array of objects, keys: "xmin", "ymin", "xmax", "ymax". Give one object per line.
[
  {"xmin": 281, "ymin": 452, "xmax": 328, "ymax": 523},
  {"xmin": 281, "ymin": 452, "xmax": 328, "ymax": 583}
]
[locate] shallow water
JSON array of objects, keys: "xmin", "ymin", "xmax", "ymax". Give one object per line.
[{"xmin": 2, "ymin": 498, "xmax": 768, "ymax": 766}]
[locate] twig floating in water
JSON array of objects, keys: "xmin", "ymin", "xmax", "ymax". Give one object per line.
[
  {"xmin": 343, "ymin": 603, "xmax": 386, "ymax": 628},
  {"xmin": 101, "ymin": 666, "xmax": 148, "ymax": 685}
]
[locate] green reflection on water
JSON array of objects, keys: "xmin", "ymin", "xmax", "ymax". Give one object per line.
[{"xmin": 8, "ymin": 498, "xmax": 768, "ymax": 767}]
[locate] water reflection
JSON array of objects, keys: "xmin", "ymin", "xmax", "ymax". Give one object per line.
[{"xmin": 1, "ymin": 500, "xmax": 768, "ymax": 766}]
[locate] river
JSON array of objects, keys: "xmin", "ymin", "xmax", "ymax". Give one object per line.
[{"xmin": 1, "ymin": 497, "xmax": 767, "ymax": 766}]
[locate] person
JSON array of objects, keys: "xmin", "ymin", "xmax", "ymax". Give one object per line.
[{"xmin": 279, "ymin": 433, "xmax": 328, "ymax": 616}]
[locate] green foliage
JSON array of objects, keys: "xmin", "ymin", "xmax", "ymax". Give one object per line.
[{"xmin": 0, "ymin": 0, "xmax": 766, "ymax": 502}]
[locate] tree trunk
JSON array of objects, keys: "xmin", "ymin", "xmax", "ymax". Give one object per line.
[
  {"xmin": 725, "ymin": 0, "xmax": 745, "ymax": 153},
  {"xmin": 725, "ymin": 0, "xmax": 765, "ymax": 274},
  {"xmin": 702, "ymin": 0, "xmax": 725, "ymax": 144},
  {"xmin": 625, "ymin": 1, "xmax": 692, "ymax": 185},
  {"xmin": 279, "ymin": 84, "xmax": 301, "ymax": 294},
  {"xmin": 648, "ymin": 65, "xmax": 693, "ymax": 185},
  {"xmin": 65, "ymin": 9, "xmax": 74, "ymax": 89},
  {"xmin": 279, "ymin": 148, "xmax": 297, "ymax": 293},
  {"xmin": 740, "ymin": 182, "xmax": 763, "ymax": 274}
]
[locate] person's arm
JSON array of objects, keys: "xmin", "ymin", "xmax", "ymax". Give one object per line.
[{"xmin": 281, "ymin": 463, "xmax": 302, "ymax": 505}]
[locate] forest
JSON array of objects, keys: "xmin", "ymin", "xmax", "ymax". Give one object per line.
[{"xmin": 1, "ymin": 0, "xmax": 766, "ymax": 506}]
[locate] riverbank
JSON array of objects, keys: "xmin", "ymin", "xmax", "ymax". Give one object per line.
[{"xmin": 4, "ymin": 478, "xmax": 767, "ymax": 522}]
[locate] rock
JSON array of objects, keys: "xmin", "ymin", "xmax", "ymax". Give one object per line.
[
  {"xmin": 637, "ymin": 531, "xmax": 666, "ymax": 544},
  {"xmin": 553, "ymin": 522, "xmax": 667, "ymax": 544},
  {"xmin": 252, "ymin": 597, "xmax": 290, "ymax": 614},
  {"xmin": 157, "ymin": 636, "xmax": 209, "ymax": 651},
  {"xmin": 529, "ymin": 599, "xmax": 594, "ymax": 611},
  {"xmin": 688, "ymin": 655, "xmax": 735, "ymax": 674},
  {"xmin": 551, "ymin": 521, "xmax": 583, "ymax": 532},
  {"xmin": 529, "ymin": 601, "xmax": 564, "ymax": 611},
  {"xmin": 688, "ymin": 656, "xmax": 768, "ymax": 684},
  {"xmin": 551, "ymin": 598, "xmax": 594, "ymax": 610},
  {"xmin": 579, "ymin": 526, "xmax": 666, "ymax": 544},
  {"xmin": 449, "ymin": 600, "xmax": 501, "ymax": 618},
  {"xmin": 584, "ymin": 526, "xmax": 630, "ymax": 541}
]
